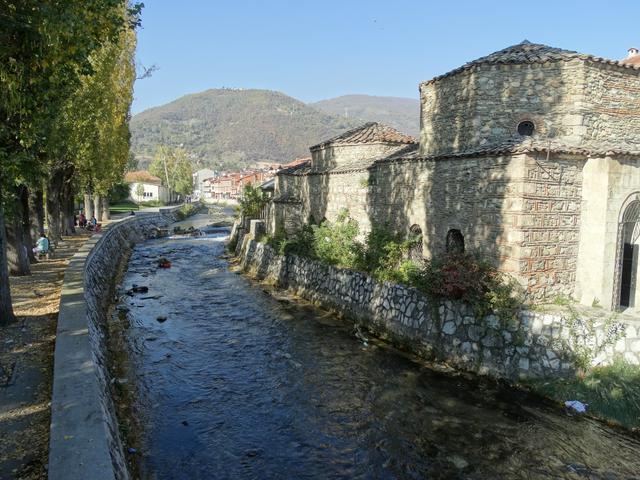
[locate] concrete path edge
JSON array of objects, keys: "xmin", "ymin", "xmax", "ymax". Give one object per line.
[{"xmin": 48, "ymin": 207, "xmax": 180, "ymax": 480}]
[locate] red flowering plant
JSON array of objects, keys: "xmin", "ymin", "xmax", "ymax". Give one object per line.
[{"xmin": 413, "ymin": 252, "xmax": 523, "ymax": 321}]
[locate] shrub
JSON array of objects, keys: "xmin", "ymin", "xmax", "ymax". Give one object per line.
[
  {"xmin": 174, "ymin": 203, "xmax": 199, "ymax": 220},
  {"xmin": 360, "ymin": 225, "xmax": 421, "ymax": 281},
  {"xmin": 412, "ymin": 252, "xmax": 523, "ymax": 321},
  {"xmin": 261, "ymin": 214, "xmax": 523, "ymax": 322},
  {"xmin": 239, "ymin": 184, "xmax": 268, "ymax": 219},
  {"xmin": 313, "ymin": 210, "xmax": 362, "ymax": 267}
]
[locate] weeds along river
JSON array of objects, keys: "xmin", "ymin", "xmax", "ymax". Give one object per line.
[{"xmin": 115, "ymin": 218, "xmax": 640, "ymax": 480}]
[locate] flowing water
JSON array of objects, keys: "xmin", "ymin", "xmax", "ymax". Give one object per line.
[{"xmin": 117, "ymin": 217, "xmax": 640, "ymax": 479}]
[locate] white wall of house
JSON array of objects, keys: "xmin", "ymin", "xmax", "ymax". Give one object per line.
[{"xmin": 128, "ymin": 182, "xmax": 173, "ymax": 203}]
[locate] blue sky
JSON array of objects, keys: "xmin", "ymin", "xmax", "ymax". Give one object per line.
[{"xmin": 132, "ymin": 0, "xmax": 639, "ymax": 114}]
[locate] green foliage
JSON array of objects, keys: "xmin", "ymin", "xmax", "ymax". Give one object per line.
[
  {"xmin": 149, "ymin": 146, "xmax": 193, "ymax": 196},
  {"xmin": 135, "ymin": 183, "xmax": 145, "ymax": 202},
  {"xmin": 265, "ymin": 214, "xmax": 522, "ymax": 321},
  {"xmin": 138, "ymin": 200, "xmax": 165, "ymax": 207},
  {"xmin": 411, "ymin": 252, "xmax": 523, "ymax": 321},
  {"xmin": 109, "ymin": 182, "xmax": 131, "ymax": 203},
  {"xmin": 0, "ymin": 0, "xmax": 141, "ymax": 321},
  {"xmin": 239, "ymin": 184, "xmax": 268, "ymax": 219},
  {"xmin": 109, "ymin": 200, "xmax": 138, "ymax": 214},
  {"xmin": 312, "ymin": 210, "xmax": 362, "ymax": 267},
  {"xmin": 174, "ymin": 203, "xmax": 200, "ymax": 220},
  {"xmin": 552, "ymin": 295, "xmax": 573, "ymax": 306},
  {"xmin": 526, "ymin": 359, "xmax": 640, "ymax": 429},
  {"xmin": 0, "ymin": 1, "xmax": 137, "ymax": 187},
  {"xmin": 129, "ymin": 89, "xmax": 361, "ymax": 171},
  {"xmin": 265, "ymin": 213, "xmax": 419, "ymax": 281},
  {"xmin": 359, "ymin": 225, "xmax": 421, "ymax": 281}
]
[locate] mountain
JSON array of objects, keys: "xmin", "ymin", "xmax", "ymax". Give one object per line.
[
  {"xmin": 130, "ymin": 89, "xmax": 360, "ymax": 170},
  {"xmin": 311, "ymin": 95, "xmax": 420, "ymax": 137}
]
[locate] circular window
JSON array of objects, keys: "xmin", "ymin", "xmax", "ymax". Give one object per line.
[{"xmin": 517, "ymin": 120, "xmax": 535, "ymax": 136}]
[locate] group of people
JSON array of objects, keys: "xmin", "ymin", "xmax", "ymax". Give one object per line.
[
  {"xmin": 76, "ymin": 211, "xmax": 99, "ymax": 231},
  {"xmin": 32, "ymin": 210, "xmax": 101, "ymax": 260}
]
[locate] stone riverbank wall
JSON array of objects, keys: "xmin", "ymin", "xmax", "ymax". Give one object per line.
[
  {"xmin": 49, "ymin": 208, "xmax": 181, "ymax": 480},
  {"xmin": 239, "ymin": 236, "xmax": 640, "ymax": 380}
]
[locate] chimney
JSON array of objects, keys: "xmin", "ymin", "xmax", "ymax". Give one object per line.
[{"xmin": 628, "ymin": 47, "xmax": 639, "ymax": 58}]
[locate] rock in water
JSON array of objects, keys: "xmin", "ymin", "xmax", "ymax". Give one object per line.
[{"xmin": 156, "ymin": 316, "xmax": 168, "ymax": 323}]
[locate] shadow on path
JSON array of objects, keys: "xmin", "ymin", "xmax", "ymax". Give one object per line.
[{"xmin": 0, "ymin": 233, "xmax": 89, "ymax": 479}]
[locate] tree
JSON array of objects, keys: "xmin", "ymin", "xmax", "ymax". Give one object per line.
[
  {"xmin": 135, "ymin": 183, "xmax": 145, "ymax": 203},
  {"xmin": 239, "ymin": 184, "xmax": 268, "ymax": 219},
  {"xmin": 0, "ymin": 0, "xmax": 142, "ymax": 323},
  {"xmin": 149, "ymin": 146, "xmax": 193, "ymax": 197}
]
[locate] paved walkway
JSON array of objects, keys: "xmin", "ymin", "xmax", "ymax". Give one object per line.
[{"xmin": 0, "ymin": 233, "xmax": 90, "ymax": 480}]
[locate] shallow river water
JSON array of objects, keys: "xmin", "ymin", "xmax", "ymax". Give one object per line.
[{"xmin": 117, "ymin": 220, "xmax": 640, "ymax": 480}]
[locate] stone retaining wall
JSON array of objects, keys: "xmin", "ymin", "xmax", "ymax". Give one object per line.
[
  {"xmin": 239, "ymin": 238, "xmax": 640, "ymax": 380},
  {"xmin": 49, "ymin": 209, "xmax": 180, "ymax": 480}
]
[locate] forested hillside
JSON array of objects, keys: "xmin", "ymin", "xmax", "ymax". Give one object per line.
[
  {"xmin": 311, "ymin": 95, "xmax": 420, "ymax": 137},
  {"xmin": 130, "ymin": 89, "xmax": 360, "ymax": 169}
]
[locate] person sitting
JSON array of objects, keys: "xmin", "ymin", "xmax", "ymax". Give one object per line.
[
  {"xmin": 87, "ymin": 216, "xmax": 97, "ymax": 231},
  {"xmin": 78, "ymin": 211, "xmax": 87, "ymax": 228},
  {"xmin": 33, "ymin": 234, "xmax": 50, "ymax": 258}
]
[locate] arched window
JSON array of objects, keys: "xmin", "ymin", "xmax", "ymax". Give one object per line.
[
  {"xmin": 408, "ymin": 224, "xmax": 423, "ymax": 260},
  {"xmin": 517, "ymin": 120, "xmax": 535, "ymax": 136},
  {"xmin": 446, "ymin": 229, "xmax": 465, "ymax": 254}
]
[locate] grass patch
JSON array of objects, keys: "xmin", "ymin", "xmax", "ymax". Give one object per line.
[
  {"xmin": 109, "ymin": 200, "xmax": 140, "ymax": 214},
  {"xmin": 525, "ymin": 359, "xmax": 640, "ymax": 430},
  {"xmin": 138, "ymin": 200, "xmax": 166, "ymax": 208}
]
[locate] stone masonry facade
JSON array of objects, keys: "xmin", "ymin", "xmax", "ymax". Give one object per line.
[
  {"xmin": 268, "ymin": 41, "xmax": 640, "ymax": 310},
  {"xmin": 238, "ymin": 238, "xmax": 640, "ymax": 380}
]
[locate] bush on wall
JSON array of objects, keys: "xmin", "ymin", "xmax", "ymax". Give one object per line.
[{"xmin": 262, "ymin": 209, "xmax": 523, "ymax": 320}]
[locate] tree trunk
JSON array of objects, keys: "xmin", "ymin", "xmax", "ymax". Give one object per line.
[
  {"xmin": 19, "ymin": 185, "xmax": 36, "ymax": 263},
  {"xmin": 101, "ymin": 196, "xmax": 110, "ymax": 222},
  {"xmin": 61, "ymin": 172, "xmax": 76, "ymax": 235},
  {"xmin": 6, "ymin": 185, "xmax": 31, "ymax": 276},
  {"xmin": 6, "ymin": 219, "xmax": 30, "ymax": 276},
  {"xmin": 83, "ymin": 193, "xmax": 93, "ymax": 219},
  {"xmin": 46, "ymin": 166, "xmax": 64, "ymax": 243},
  {"xmin": 0, "ymin": 201, "xmax": 16, "ymax": 325},
  {"xmin": 93, "ymin": 194, "xmax": 101, "ymax": 222},
  {"xmin": 30, "ymin": 187, "xmax": 45, "ymax": 240}
]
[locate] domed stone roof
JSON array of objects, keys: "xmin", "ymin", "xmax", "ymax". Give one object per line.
[{"xmin": 421, "ymin": 40, "xmax": 640, "ymax": 86}]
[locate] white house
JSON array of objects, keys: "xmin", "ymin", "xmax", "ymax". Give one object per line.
[{"xmin": 124, "ymin": 170, "xmax": 176, "ymax": 203}]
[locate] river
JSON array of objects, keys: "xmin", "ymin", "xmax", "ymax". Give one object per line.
[{"xmin": 115, "ymin": 215, "xmax": 640, "ymax": 479}]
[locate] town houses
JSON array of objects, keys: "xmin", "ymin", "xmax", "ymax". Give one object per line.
[{"xmin": 194, "ymin": 158, "xmax": 310, "ymax": 201}]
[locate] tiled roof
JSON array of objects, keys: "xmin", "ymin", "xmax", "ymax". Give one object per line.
[
  {"xmin": 283, "ymin": 139, "xmax": 640, "ymax": 176},
  {"xmin": 310, "ymin": 122, "xmax": 417, "ymax": 151},
  {"xmin": 123, "ymin": 170, "xmax": 162, "ymax": 185},
  {"xmin": 422, "ymin": 40, "xmax": 640, "ymax": 86},
  {"xmin": 283, "ymin": 157, "xmax": 311, "ymax": 168},
  {"xmin": 277, "ymin": 158, "xmax": 311, "ymax": 175}
]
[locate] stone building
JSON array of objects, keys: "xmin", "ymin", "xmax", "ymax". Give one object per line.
[{"xmin": 268, "ymin": 41, "xmax": 640, "ymax": 310}]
